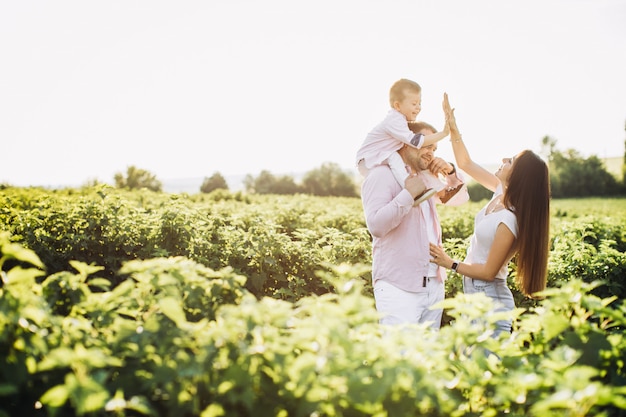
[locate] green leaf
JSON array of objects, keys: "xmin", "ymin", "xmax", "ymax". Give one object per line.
[
  {"xmin": 38, "ymin": 347, "xmax": 75, "ymax": 371},
  {"xmin": 40, "ymin": 385, "xmax": 70, "ymax": 408},
  {"xmin": 201, "ymin": 403, "xmax": 226, "ymax": 417},
  {"xmin": 4, "ymin": 266, "xmax": 45, "ymax": 286},
  {"xmin": 0, "ymin": 383, "xmax": 18, "ymax": 395},
  {"xmin": 159, "ymin": 297, "xmax": 186, "ymax": 326},
  {"xmin": 541, "ymin": 311, "xmax": 571, "ymax": 340},
  {"xmin": 1, "ymin": 241, "xmax": 45, "ymax": 269},
  {"xmin": 67, "ymin": 374, "xmax": 110, "ymax": 415},
  {"xmin": 69, "ymin": 260, "xmax": 105, "ymax": 277}
]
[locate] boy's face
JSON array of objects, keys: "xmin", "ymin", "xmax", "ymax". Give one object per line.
[{"xmin": 393, "ymin": 90, "xmax": 422, "ymax": 121}]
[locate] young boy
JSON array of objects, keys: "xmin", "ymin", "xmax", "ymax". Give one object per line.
[{"xmin": 356, "ymin": 78, "xmax": 450, "ymax": 205}]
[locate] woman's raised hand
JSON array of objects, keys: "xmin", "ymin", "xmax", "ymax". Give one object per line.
[{"xmin": 443, "ymin": 93, "xmax": 460, "ymax": 137}]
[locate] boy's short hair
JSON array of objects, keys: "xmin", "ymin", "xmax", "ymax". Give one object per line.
[{"xmin": 389, "ymin": 79, "xmax": 421, "ymax": 107}]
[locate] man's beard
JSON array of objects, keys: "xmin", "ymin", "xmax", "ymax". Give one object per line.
[{"xmin": 416, "ymin": 157, "xmax": 431, "ymax": 171}]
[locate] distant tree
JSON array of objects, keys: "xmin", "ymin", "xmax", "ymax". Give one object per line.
[
  {"xmin": 466, "ymin": 182, "xmax": 492, "ymax": 202},
  {"xmin": 242, "ymin": 173, "xmax": 255, "ymax": 193},
  {"xmin": 623, "ymin": 120, "xmax": 626, "ymax": 186},
  {"xmin": 243, "ymin": 170, "xmax": 300, "ymax": 194},
  {"xmin": 301, "ymin": 162, "xmax": 358, "ymax": 197},
  {"xmin": 200, "ymin": 172, "xmax": 229, "ymax": 193},
  {"xmin": 548, "ymin": 146, "xmax": 619, "ymax": 198},
  {"xmin": 114, "ymin": 166, "xmax": 162, "ymax": 192},
  {"xmin": 82, "ymin": 177, "xmax": 104, "ymax": 188},
  {"xmin": 244, "ymin": 170, "xmax": 274, "ymax": 194},
  {"xmin": 272, "ymin": 175, "xmax": 301, "ymax": 194},
  {"xmin": 541, "ymin": 135, "xmax": 557, "ymax": 162}
]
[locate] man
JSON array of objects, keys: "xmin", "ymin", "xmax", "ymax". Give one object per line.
[{"xmin": 361, "ymin": 121, "xmax": 469, "ymax": 329}]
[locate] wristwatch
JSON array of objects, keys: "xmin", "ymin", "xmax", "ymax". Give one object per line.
[{"xmin": 451, "ymin": 261, "xmax": 460, "ymax": 272}]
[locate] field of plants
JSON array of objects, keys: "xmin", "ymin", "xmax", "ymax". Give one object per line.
[{"xmin": 1, "ymin": 186, "xmax": 625, "ymax": 416}]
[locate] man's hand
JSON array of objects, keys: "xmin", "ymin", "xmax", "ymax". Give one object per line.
[
  {"xmin": 404, "ymin": 172, "xmax": 428, "ymax": 199},
  {"xmin": 428, "ymin": 157, "xmax": 454, "ymax": 177}
]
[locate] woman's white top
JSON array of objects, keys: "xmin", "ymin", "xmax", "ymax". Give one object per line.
[{"xmin": 465, "ymin": 184, "xmax": 518, "ymax": 281}]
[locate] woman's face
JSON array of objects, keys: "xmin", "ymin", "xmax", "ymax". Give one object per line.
[{"xmin": 495, "ymin": 154, "xmax": 517, "ymax": 185}]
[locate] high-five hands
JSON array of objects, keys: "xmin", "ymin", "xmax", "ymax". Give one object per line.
[{"xmin": 443, "ymin": 93, "xmax": 460, "ymax": 137}]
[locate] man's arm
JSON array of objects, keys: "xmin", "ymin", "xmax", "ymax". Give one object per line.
[{"xmin": 361, "ymin": 167, "xmax": 416, "ymax": 238}]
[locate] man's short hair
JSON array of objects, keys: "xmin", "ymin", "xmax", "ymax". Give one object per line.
[{"xmin": 407, "ymin": 121, "xmax": 437, "ymax": 134}]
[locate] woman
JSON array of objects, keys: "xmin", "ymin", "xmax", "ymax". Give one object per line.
[{"xmin": 429, "ymin": 98, "xmax": 550, "ymax": 335}]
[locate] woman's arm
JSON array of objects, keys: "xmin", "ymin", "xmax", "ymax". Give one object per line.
[
  {"xmin": 444, "ymin": 95, "xmax": 499, "ymax": 192},
  {"xmin": 429, "ymin": 223, "xmax": 516, "ymax": 281}
]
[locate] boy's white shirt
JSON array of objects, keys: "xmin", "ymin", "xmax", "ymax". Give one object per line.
[{"xmin": 356, "ymin": 109, "xmax": 423, "ymax": 169}]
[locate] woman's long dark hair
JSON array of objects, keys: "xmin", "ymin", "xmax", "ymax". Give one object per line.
[{"xmin": 503, "ymin": 150, "xmax": 551, "ymax": 297}]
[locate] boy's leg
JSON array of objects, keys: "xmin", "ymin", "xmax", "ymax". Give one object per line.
[{"xmin": 386, "ymin": 152, "xmax": 410, "ymax": 186}]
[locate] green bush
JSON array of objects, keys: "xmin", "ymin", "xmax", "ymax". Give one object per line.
[
  {"xmin": 1, "ymin": 235, "xmax": 625, "ymax": 416},
  {"xmin": 2, "ymin": 188, "xmax": 626, "ymax": 310}
]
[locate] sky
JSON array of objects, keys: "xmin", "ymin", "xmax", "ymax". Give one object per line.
[{"xmin": 1, "ymin": 0, "xmax": 625, "ymax": 188}]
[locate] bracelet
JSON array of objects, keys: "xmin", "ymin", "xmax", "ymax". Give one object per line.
[
  {"xmin": 451, "ymin": 134, "xmax": 462, "ymax": 143},
  {"xmin": 448, "ymin": 163, "xmax": 456, "ymax": 175}
]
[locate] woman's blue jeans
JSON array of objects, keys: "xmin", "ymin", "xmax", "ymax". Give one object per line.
[{"xmin": 463, "ymin": 276, "xmax": 515, "ymax": 337}]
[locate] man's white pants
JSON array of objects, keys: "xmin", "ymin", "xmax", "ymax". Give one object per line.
[{"xmin": 373, "ymin": 279, "xmax": 444, "ymax": 330}]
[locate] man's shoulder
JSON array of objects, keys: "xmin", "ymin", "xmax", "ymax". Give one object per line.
[
  {"xmin": 362, "ymin": 164, "xmax": 396, "ymax": 189},
  {"xmin": 366, "ymin": 164, "xmax": 393, "ymax": 178}
]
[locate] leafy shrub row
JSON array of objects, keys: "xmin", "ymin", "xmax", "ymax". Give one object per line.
[
  {"xmin": 2, "ymin": 187, "xmax": 371, "ymax": 301},
  {"xmin": 4, "ymin": 188, "xmax": 625, "ymax": 308},
  {"xmin": 1, "ymin": 235, "xmax": 625, "ymax": 416}
]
